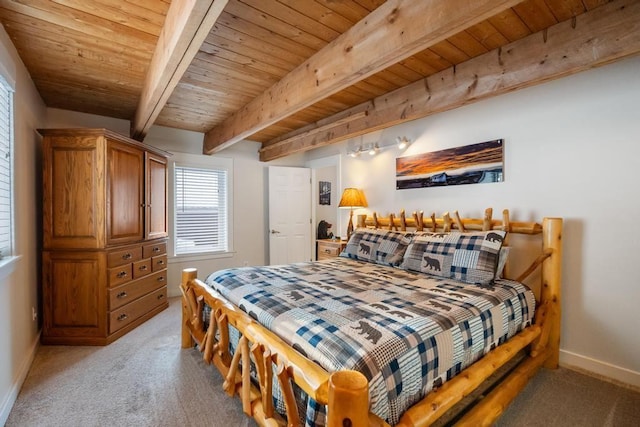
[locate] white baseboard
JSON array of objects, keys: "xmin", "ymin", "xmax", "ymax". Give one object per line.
[
  {"xmin": 0, "ymin": 331, "xmax": 40, "ymax": 426},
  {"xmin": 560, "ymin": 349, "xmax": 640, "ymax": 390}
]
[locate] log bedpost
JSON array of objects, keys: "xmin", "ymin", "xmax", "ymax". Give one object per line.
[
  {"xmin": 327, "ymin": 370, "xmax": 369, "ymax": 427},
  {"xmin": 181, "ymin": 268, "xmax": 198, "ymax": 348},
  {"xmin": 541, "ymin": 217, "xmax": 563, "ymax": 369}
]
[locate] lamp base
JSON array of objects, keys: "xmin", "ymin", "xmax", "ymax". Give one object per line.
[{"xmin": 347, "ymin": 209, "xmax": 354, "ymax": 241}]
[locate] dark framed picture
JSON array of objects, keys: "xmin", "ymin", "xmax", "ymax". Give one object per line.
[
  {"xmin": 396, "ymin": 139, "xmax": 504, "ymax": 189},
  {"xmin": 319, "ymin": 181, "xmax": 331, "ymax": 205}
]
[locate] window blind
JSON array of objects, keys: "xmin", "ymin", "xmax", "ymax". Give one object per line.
[
  {"xmin": 175, "ymin": 166, "xmax": 228, "ymax": 255},
  {"xmin": 0, "ymin": 75, "xmax": 13, "ymax": 258}
]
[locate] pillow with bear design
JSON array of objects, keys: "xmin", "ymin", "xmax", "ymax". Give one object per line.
[
  {"xmin": 400, "ymin": 230, "xmax": 507, "ymax": 285},
  {"xmin": 339, "ymin": 228, "xmax": 413, "ymax": 267}
]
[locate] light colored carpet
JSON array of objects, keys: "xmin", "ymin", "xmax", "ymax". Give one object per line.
[{"xmin": 7, "ymin": 297, "xmax": 640, "ymax": 426}]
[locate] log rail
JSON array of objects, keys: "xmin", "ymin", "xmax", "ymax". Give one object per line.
[{"xmin": 180, "ymin": 209, "xmax": 563, "ymax": 427}]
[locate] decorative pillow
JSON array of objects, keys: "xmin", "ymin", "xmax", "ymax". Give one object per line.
[
  {"xmin": 400, "ymin": 230, "xmax": 507, "ymax": 284},
  {"xmin": 340, "ymin": 228, "xmax": 413, "ymax": 267}
]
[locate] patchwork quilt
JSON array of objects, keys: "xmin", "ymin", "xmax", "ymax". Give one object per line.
[{"xmin": 204, "ymin": 257, "xmax": 535, "ymax": 426}]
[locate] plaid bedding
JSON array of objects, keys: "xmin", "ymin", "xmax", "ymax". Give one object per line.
[{"xmin": 204, "ymin": 257, "xmax": 535, "ymax": 426}]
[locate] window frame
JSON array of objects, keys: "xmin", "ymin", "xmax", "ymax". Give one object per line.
[
  {"xmin": 0, "ymin": 64, "xmax": 19, "ymax": 279},
  {"xmin": 168, "ymin": 152, "xmax": 234, "ymax": 262}
]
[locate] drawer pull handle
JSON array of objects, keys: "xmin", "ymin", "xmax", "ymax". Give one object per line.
[
  {"xmin": 139, "ymin": 265, "xmax": 148, "ymax": 271},
  {"xmin": 122, "ymin": 253, "xmax": 132, "ymax": 260},
  {"xmin": 116, "ymin": 271, "xmax": 128, "ymax": 278},
  {"xmin": 157, "ymin": 260, "xmax": 165, "ymax": 265},
  {"xmin": 157, "ymin": 294, "xmax": 165, "ymax": 300},
  {"xmin": 117, "ymin": 314, "xmax": 128, "ymax": 321},
  {"xmin": 324, "ymin": 249, "xmax": 331, "ymax": 253},
  {"xmin": 153, "ymin": 247, "xmax": 160, "ymax": 252},
  {"xmin": 158, "ymin": 276, "xmax": 165, "ymax": 282},
  {"xmin": 116, "ymin": 291, "xmax": 127, "ymax": 299}
]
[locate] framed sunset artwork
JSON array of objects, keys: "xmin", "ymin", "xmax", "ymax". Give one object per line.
[{"xmin": 396, "ymin": 139, "xmax": 504, "ymax": 190}]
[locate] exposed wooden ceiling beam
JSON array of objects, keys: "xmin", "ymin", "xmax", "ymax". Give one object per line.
[
  {"xmin": 131, "ymin": 0, "xmax": 228, "ymax": 141},
  {"xmin": 203, "ymin": 0, "xmax": 524, "ymax": 154},
  {"xmin": 259, "ymin": 0, "xmax": 640, "ymax": 162}
]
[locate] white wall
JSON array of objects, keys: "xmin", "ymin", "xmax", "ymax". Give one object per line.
[
  {"xmin": 0, "ymin": 25, "xmax": 46, "ymax": 425},
  {"xmin": 307, "ymin": 56, "xmax": 640, "ymax": 387}
]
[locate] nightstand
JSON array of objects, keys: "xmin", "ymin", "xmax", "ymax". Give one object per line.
[{"xmin": 316, "ymin": 239, "xmax": 347, "ymax": 260}]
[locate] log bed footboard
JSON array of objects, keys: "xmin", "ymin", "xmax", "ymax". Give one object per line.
[{"xmin": 180, "ymin": 213, "xmax": 563, "ymax": 427}]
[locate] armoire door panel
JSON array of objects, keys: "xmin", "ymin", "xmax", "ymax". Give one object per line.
[
  {"xmin": 43, "ymin": 135, "xmax": 105, "ymax": 249},
  {"xmin": 107, "ymin": 140, "xmax": 144, "ymax": 245},
  {"xmin": 43, "ymin": 251, "xmax": 107, "ymax": 338},
  {"xmin": 146, "ymin": 153, "xmax": 168, "ymax": 240}
]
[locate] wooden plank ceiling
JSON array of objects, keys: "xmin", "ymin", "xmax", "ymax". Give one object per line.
[{"xmin": 0, "ymin": 0, "xmax": 637, "ymax": 161}]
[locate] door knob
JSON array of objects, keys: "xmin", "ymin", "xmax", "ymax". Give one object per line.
[{"xmin": 270, "ymin": 229, "xmax": 281, "ymax": 234}]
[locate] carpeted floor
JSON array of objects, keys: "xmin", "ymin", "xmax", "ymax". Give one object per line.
[{"xmin": 7, "ymin": 297, "xmax": 640, "ymax": 426}]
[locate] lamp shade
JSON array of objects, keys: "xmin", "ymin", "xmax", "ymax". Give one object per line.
[{"xmin": 338, "ymin": 188, "xmax": 367, "ymax": 208}]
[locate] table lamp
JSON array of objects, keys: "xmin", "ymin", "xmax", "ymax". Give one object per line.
[{"xmin": 338, "ymin": 188, "xmax": 367, "ymax": 241}]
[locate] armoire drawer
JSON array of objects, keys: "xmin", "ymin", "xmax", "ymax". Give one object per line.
[
  {"xmin": 109, "ymin": 271, "xmax": 167, "ymax": 310},
  {"xmin": 107, "ymin": 246, "xmax": 143, "ymax": 268},
  {"xmin": 108, "ymin": 264, "xmax": 133, "ymax": 287},
  {"xmin": 133, "ymin": 258, "xmax": 152, "ymax": 279},
  {"xmin": 109, "ymin": 287, "xmax": 167, "ymax": 334},
  {"xmin": 151, "ymin": 255, "xmax": 167, "ymax": 272},
  {"xmin": 143, "ymin": 242, "xmax": 166, "ymax": 258}
]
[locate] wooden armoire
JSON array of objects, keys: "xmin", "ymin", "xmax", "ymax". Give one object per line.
[{"xmin": 40, "ymin": 128, "xmax": 170, "ymax": 345}]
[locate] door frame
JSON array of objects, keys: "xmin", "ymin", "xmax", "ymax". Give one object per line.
[{"xmin": 306, "ymin": 154, "xmax": 342, "ymax": 257}]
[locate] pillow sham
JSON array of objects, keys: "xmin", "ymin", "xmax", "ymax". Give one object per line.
[
  {"xmin": 340, "ymin": 228, "xmax": 413, "ymax": 267},
  {"xmin": 400, "ymin": 230, "xmax": 507, "ymax": 285}
]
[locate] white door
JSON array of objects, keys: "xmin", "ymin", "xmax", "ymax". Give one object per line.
[{"xmin": 268, "ymin": 166, "xmax": 312, "ymax": 265}]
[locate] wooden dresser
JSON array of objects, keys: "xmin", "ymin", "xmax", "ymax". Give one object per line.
[{"xmin": 40, "ymin": 128, "xmax": 170, "ymax": 345}]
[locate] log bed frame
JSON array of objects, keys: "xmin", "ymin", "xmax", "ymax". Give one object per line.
[{"xmin": 180, "ymin": 208, "xmax": 563, "ymax": 427}]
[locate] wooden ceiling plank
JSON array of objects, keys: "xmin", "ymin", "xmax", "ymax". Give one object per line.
[
  {"xmin": 276, "ymin": 0, "xmax": 356, "ymax": 33},
  {"xmin": 204, "ymin": 33, "xmax": 301, "ymax": 73},
  {"xmin": 513, "ymin": 0, "xmax": 558, "ymax": 33},
  {"xmin": 447, "ymin": 30, "xmax": 491, "ymax": 58},
  {"xmin": 179, "ymin": 72, "xmax": 264, "ymax": 98},
  {"xmin": 239, "ymin": 0, "xmax": 341, "ymax": 43},
  {"xmin": 204, "ymin": 0, "xmax": 524, "ymax": 154},
  {"xmin": 0, "ymin": 0, "xmax": 157, "ymax": 50},
  {"xmin": 487, "ymin": 7, "xmax": 532, "ymax": 41},
  {"xmin": 49, "ymin": 0, "xmax": 166, "ymax": 36},
  {"xmin": 396, "ymin": 56, "xmax": 440, "ymax": 77},
  {"xmin": 211, "ymin": 22, "xmax": 308, "ymax": 67},
  {"xmin": 12, "ymin": 36, "xmax": 146, "ymax": 78},
  {"xmin": 217, "ymin": 11, "xmax": 316, "ymax": 58},
  {"xmin": 260, "ymin": 0, "xmax": 640, "ymax": 161},
  {"xmin": 429, "ymin": 40, "xmax": 472, "ymax": 65},
  {"xmin": 582, "ymin": 0, "xmax": 611, "ymax": 10},
  {"xmin": 192, "ymin": 52, "xmax": 283, "ymax": 84},
  {"xmin": 198, "ymin": 40, "xmax": 293, "ymax": 78},
  {"xmin": 466, "ymin": 20, "xmax": 510, "ymax": 51},
  {"xmin": 381, "ymin": 63, "xmax": 425, "ymax": 84},
  {"xmin": 0, "ymin": 10, "xmax": 153, "ymax": 62},
  {"xmin": 186, "ymin": 61, "xmax": 272, "ymax": 94},
  {"xmin": 351, "ymin": 0, "xmax": 387, "ymax": 12},
  {"xmin": 171, "ymin": 81, "xmax": 254, "ymax": 106},
  {"xmin": 224, "ymin": 0, "xmax": 327, "ymax": 51},
  {"xmin": 313, "ymin": 0, "xmax": 370, "ymax": 24},
  {"xmin": 190, "ymin": 56, "xmax": 279, "ymax": 88},
  {"xmin": 131, "ymin": 0, "xmax": 228, "ymax": 141},
  {"xmin": 544, "ymin": 0, "xmax": 586, "ymax": 21}
]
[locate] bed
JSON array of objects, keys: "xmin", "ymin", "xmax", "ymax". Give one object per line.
[{"xmin": 180, "ymin": 209, "xmax": 563, "ymax": 426}]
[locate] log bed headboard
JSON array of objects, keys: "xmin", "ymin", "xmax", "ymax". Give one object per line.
[{"xmin": 179, "ymin": 208, "xmax": 563, "ymax": 427}]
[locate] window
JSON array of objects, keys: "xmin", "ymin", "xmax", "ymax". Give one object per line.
[
  {"xmin": 174, "ymin": 165, "xmax": 229, "ymax": 255},
  {"xmin": 0, "ymin": 74, "xmax": 13, "ymax": 259}
]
